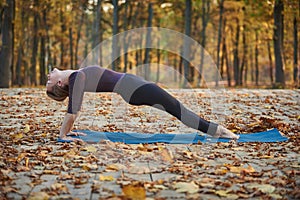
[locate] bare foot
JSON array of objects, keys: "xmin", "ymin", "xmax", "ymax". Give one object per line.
[
  {"xmin": 67, "ymin": 131, "xmax": 87, "ymax": 137},
  {"xmin": 60, "ymin": 136, "xmax": 84, "ymax": 143},
  {"xmin": 214, "ymin": 126, "xmax": 240, "ymax": 140}
]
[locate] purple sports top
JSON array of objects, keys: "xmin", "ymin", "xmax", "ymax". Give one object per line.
[{"xmin": 67, "ymin": 66, "xmax": 124, "ymax": 114}]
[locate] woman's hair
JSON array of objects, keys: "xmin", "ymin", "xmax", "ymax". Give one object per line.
[{"xmin": 46, "ymin": 83, "xmax": 69, "ymax": 101}]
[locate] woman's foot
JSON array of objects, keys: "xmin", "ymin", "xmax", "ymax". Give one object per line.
[{"xmin": 214, "ymin": 125, "xmax": 240, "ymax": 140}]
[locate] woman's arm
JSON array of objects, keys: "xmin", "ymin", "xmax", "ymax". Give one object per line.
[
  {"xmin": 59, "ymin": 113, "xmax": 77, "ymax": 138},
  {"xmin": 59, "ymin": 113, "xmax": 84, "ymax": 141}
]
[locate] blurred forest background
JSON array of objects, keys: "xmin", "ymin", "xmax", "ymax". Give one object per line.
[{"xmin": 0, "ymin": 0, "xmax": 299, "ymax": 88}]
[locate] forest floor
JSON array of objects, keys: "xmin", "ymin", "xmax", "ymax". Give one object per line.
[{"xmin": 0, "ymin": 88, "xmax": 299, "ymax": 200}]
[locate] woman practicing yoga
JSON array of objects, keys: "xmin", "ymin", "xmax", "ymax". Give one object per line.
[{"xmin": 46, "ymin": 65, "xmax": 239, "ymax": 142}]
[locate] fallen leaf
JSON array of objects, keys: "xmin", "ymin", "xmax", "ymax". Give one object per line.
[
  {"xmin": 13, "ymin": 132, "xmax": 23, "ymax": 140},
  {"xmin": 246, "ymin": 183, "xmax": 275, "ymax": 194},
  {"xmin": 50, "ymin": 183, "xmax": 69, "ymax": 194},
  {"xmin": 24, "ymin": 124, "xmax": 30, "ymax": 133},
  {"xmin": 82, "ymin": 164, "xmax": 98, "ymax": 171},
  {"xmin": 215, "ymin": 190, "xmax": 239, "ymax": 199},
  {"xmin": 105, "ymin": 163, "xmax": 126, "ymax": 171},
  {"xmin": 174, "ymin": 182, "xmax": 199, "ymax": 194},
  {"xmin": 227, "ymin": 164, "xmax": 255, "ymax": 174},
  {"xmin": 82, "ymin": 145, "xmax": 97, "ymax": 153},
  {"xmin": 28, "ymin": 192, "xmax": 49, "ymax": 200},
  {"xmin": 99, "ymin": 174, "xmax": 115, "ymax": 181},
  {"xmin": 122, "ymin": 183, "xmax": 146, "ymax": 200},
  {"xmin": 160, "ymin": 148, "xmax": 173, "ymax": 163}
]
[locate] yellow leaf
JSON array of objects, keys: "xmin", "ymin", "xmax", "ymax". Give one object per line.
[
  {"xmin": 214, "ymin": 168, "xmax": 228, "ymax": 175},
  {"xmin": 215, "ymin": 190, "xmax": 229, "ymax": 197},
  {"xmin": 24, "ymin": 124, "xmax": 30, "ymax": 133},
  {"xmin": 122, "ymin": 183, "xmax": 146, "ymax": 200},
  {"xmin": 99, "ymin": 174, "xmax": 114, "ymax": 181},
  {"xmin": 105, "ymin": 163, "xmax": 126, "ymax": 171},
  {"xmin": 261, "ymin": 155, "xmax": 273, "ymax": 159},
  {"xmin": 82, "ymin": 164, "xmax": 98, "ymax": 171},
  {"xmin": 28, "ymin": 192, "xmax": 49, "ymax": 200},
  {"xmin": 246, "ymin": 183, "xmax": 275, "ymax": 194},
  {"xmin": 160, "ymin": 148, "xmax": 173, "ymax": 163},
  {"xmin": 228, "ymin": 165, "xmax": 255, "ymax": 174},
  {"xmin": 215, "ymin": 190, "xmax": 239, "ymax": 199},
  {"xmin": 174, "ymin": 182, "xmax": 199, "ymax": 194},
  {"xmin": 13, "ymin": 132, "xmax": 23, "ymax": 140},
  {"xmin": 83, "ymin": 145, "xmax": 97, "ymax": 152}
]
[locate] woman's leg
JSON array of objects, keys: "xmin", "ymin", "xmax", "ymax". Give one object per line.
[
  {"xmin": 114, "ymin": 74, "xmax": 238, "ymax": 139},
  {"xmin": 127, "ymin": 83, "xmax": 218, "ymax": 134}
]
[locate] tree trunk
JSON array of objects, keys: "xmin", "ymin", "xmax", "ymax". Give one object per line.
[
  {"xmin": 250, "ymin": 46, "xmax": 254, "ymax": 82},
  {"xmin": 216, "ymin": 0, "xmax": 224, "ymax": 87},
  {"xmin": 30, "ymin": 0, "xmax": 39, "ymax": 85},
  {"xmin": 240, "ymin": 23, "xmax": 247, "ymax": 86},
  {"xmin": 273, "ymin": 0, "xmax": 285, "ymax": 86},
  {"xmin": 183, "ymin": 0, "xmax": 192, "ymax": 87},
  {"xmin": 123, "ymin": 1, "xmax": 130, "ymax": 73},
  {"xmin": 255, "ymin": 30, "xmax": 259, "ymax": 86},
  {"xmin": 156, "ymin": 37, "xmax": 160, "ymax": 83},
  {"xmin": 233, "ymin": 18, "xmax": 240, "ymax": 86},
  {"xmin": 43, "ymin": 6, "xmax": 52, "ymax": 72},
  {"xmin": 60, "ymin": 2, "xmax": 66, "ymax": 67},
  {"xmin": 112, "ymin": 0, "xmax": 119, "ymax": 71},
  {"xmin": 92, "ymin": 0, "xmax": 102, "ymax": 66},
  {"xmin": 293, "ymin": 16, "xmax": 298, "ymax": 85},
  {"xmin": 267, "ymin": 40, "xmax": 274, "ymax": 84},
  {"xmin": 40, "ymin": 33, "xmax": 46, "ymax": 85},
  {"xmin": 69, "ymin": 28, "xmax": 74, "ymax": 69},
  {"xmin": 198, "ymin": 0, "xmax": 210, "ymax": 87},
  {"xmin": 0, "ymin": 0, "xmax": 14, "ymax": 88},
  {"xmin": 75, "ymin": 6, "xmax": 85, "ymax": 69},
  {"xmin": 222, "ymin": 20, "xmax": 231, "ymax": 87},
  {"xmin": 144, "ymin": 3, "xmax": 153, "ymax": 80}
]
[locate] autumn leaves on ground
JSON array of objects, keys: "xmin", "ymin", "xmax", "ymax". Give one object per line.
[{"xmin": 0, "ymin": 88, "xmax": 299, "ymax": 199}]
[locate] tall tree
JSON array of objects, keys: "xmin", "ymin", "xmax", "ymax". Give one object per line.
[
  {"xmin": 255, "ymin": 30, "xmax": 259, "ymax": 86},
  {"xmin": 92, "ymin": 0, "xmax": 102, "ymax": 66},
  {"xmin": 112, "ymin": 0, "xmax": 119, "ymax": 71},
  {"xmin": 273, "ymin": 0, "xmax": 285, "ymax": 86},
  {"xmin": 293, "ymin": 16, "xmax": 298, "ymax": 86},
  {"xmin": 233, "ymin": 18, "xmax": 240, "ymax": 86},
  {"xmin": 144, "ymin": 2, "xmax": 153, "ymax": 80},
  {"xmin": 198, "ymin": 0, "xmax": 210, "ymax": 87},
  {"xmin": 30, "ymin": 0, "xmax": 39, "ymax": 85},
  {"xmin": 183, "ymin": 0, "xmax": 192, "ymax": 86},
  {"xmin": 216, "ymin": 0, "xmax": 224, "ymax": 86},
  {"xmin": 0, "ymin": 0, "xmax": 14, "ymax": 88},
  {"xmin": 267, "ymin": 40, "xmax": 274, "ymax": 84}
]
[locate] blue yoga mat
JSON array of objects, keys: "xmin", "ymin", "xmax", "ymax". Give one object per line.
[{"xmin": 57, "ymin": 128, "xmax": 288, "ymax": 144}]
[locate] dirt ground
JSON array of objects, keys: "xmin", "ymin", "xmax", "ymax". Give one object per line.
[{"xmin": 0, "ymin": 88, "xmax": 299, "ymax": 199}]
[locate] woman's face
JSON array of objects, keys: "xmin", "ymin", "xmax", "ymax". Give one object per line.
[{"xmin": 46, "ymin": 68, "xmax": 62, "ymax": 91}]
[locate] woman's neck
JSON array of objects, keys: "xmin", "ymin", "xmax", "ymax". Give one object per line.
[{"xmin": 61, "ymin": 70, "xmax": 77, "ymax": 86}]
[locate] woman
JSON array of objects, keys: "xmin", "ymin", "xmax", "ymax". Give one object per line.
[{"xmin": 46, "ymin": 65, "xmax": 239, "ymax": 142}]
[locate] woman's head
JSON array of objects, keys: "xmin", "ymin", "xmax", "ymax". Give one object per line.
[
  {"xmin": 46, "ymin": 68, "xmax": 69, "ymax": 101},
  {"xmin": 46, "ymin": 84, "xmax": 69, "ymax": 101}
]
